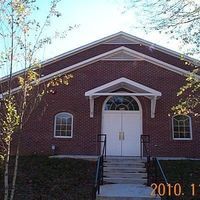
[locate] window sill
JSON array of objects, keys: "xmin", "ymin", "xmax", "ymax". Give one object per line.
[
  {"xmin": 54, "ymin": 136, "xmax": 73, "ymax": 139},
  {"xmin": 173, "ymin": 138, "xmax": 192, "ymax": 141}
]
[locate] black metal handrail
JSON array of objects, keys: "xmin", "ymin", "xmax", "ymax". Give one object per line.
[
  {"xmin": 140, "ymin": 136, "xmax": 172, "ymax": 199},
  {"xmin": 92, "ymin": 134, "xmax": 106, "ymax": 200},
  {"xmin": 140, "ymin": 135, "xmax": 150, "ymax": 185},
  {"xmin": 97, "ymin": 134, "xmax": 106, "ymax": 158},
  {"xmin": 153, "ymin": 158, "xmax": 173, "ymax": 200},
  {"xmin": 154, "ymin": 158, "xmax": 168, "ymax": 184}
]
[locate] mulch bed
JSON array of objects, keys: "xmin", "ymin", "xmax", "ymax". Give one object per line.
[
  {"xmin": 150, "ymin": 160, "xmax": 200, "ymax": 200},
  {"xmin": 0, "ymin": 156, "xmax": 96, "ymax": 200}
]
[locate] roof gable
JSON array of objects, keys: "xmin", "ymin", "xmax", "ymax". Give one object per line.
[
  {"xmin": 37, "ymin": 46, "xmax": 196, "ymax": 84},
  {"xmin": 1, "ymin": 31, "xmax": 198, "ymax": 82},
  {"xmin": 103, "ymin": 34, "xmax": 138, "ymax": 44},
  {"xmin": 39, "ymin": 31, "xmax": 199, "ymax": 67},
  {"xmin": 85, "ymin": 77, "xmax": 162, "ymax": 97},
  {"xmin": 1, "ymin": 46, "xmax": 199, "ymax": 98},
  {"xmin": 102, "ymin": 49, "xmax": 143, "ymax": 60}
]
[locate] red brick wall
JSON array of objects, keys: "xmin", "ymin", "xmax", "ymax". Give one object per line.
[
  {"xmin": 0, "ymin": 43, "xmax": 194, "ymax": 93},
  {"xmin": 11, "ymin": 59, "xmax": 200, "ymax": 158}
]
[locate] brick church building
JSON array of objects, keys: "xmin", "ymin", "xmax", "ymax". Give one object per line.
[{"xmin": 1, "ymin": 32, "xmax": 200, "ymax": 158}]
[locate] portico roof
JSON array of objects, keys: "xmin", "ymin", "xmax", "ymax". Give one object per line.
[{"xmin": 85, "ymin": 77, "xmax": 162, "ymax": 118}]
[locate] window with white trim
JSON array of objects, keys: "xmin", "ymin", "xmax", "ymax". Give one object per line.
[
  {"xmin": 172, "ymin": 115, "xmax": 192, "ymax": 139},
  {"xmin": 54, "ymin": 112, "xmax": 73, "ymax": 138}
]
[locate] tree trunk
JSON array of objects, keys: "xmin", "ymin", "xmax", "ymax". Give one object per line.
[
  {"xmin": 10, "ymin": 132, "xmax": 21, "ymax": 200},
  {"xmin": 4, "ymin": 141, "xmax": 10, "ymax": 200}
]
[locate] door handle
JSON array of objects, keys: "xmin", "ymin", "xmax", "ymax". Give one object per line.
[
  {"xmin": 119, "ymin": 132, "xmax": 125, "ymax": 140},
  {"xmin": 119, "ymin": 132, "xmax": 122, "ymax": 140},
  {"xmin": 122, "ymin": 132, "xmax": 125, "ymax": 140}
]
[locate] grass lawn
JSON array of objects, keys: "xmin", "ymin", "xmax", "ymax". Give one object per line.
[
  {"xmin": 0, "ymin": 156, "xmax": 96, "ymax": 200},
  {"xmin": 153, "ymin": 160, "xmax": 200, "ymax": 200}
]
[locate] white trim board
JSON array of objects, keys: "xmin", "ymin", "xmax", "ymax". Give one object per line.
[
  {"xmin": 0, "ymin": 46, "xmax": 199, "ymax": 98},
  {"xmin": 103, "ymin": 32, "xmax": 199, "ymax": 63},
  {"xmin": 31, "ymin": 46, "xmax": 199, "ymax": 82},
  {"xmin": 0, "ymin": 31, "xmax": 198, "ymax": 82},
  {"xmin": 91, "ymin": 93, "xmax": 156, "ymax": 96},
  {"xmin": 85, "ymin": 77, "xmax": 162, "ymax": 97}
]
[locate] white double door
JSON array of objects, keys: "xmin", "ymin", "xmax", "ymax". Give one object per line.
[{"xmin": 102, "ymin": 111, "xmax": 141, "ymax": 156}]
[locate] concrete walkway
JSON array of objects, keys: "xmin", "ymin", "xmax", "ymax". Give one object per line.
[
  {"xmin": 49, "ymin": 154, "xmax": 98, "ymax": 161},
  {"xmin": 97, "ymin": 184, "xmax": 160, "ymax": 199}
]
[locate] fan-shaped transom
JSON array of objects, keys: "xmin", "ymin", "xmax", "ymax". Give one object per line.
[{"xmin": 105, "ymin": 96, "xmax": 139, "ymax": 111}]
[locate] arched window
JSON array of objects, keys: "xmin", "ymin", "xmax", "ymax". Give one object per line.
[
  {"xmin": 105, "ymin": 96, "xmax": 139, "ymax": 111},
  {"xmin": 54, "ymin": 112, "xmax": 73, "ymax": 138},
  {"xmin": 172, "ymin": 115, "xmax": 192, "ymax": 140}
]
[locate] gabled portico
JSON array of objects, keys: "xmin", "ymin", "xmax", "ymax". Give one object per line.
[{"xmin": 85, "ymin": 77, "xmax": 162, "ymax": 118}]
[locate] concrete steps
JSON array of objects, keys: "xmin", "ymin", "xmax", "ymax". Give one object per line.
[
  {"xmin": 104, "ymin": 177, "xmax": 147, "ymax": 184},
  {"xmin": 103, "ymin": 157, "xmax": 147, "ymax": 185},
  {"xmin": 104, "ymin": 167, "xmax": 146, "ymax": 173},
  {"xmin": 97, "ymin": 157, "xmax": 160, "ymax": 200},
  {"xmin": 104, "ymin": 172, "xmax": 147, "ymax": 179}
]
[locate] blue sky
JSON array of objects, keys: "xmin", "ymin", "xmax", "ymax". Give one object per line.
[
  {"xmin": 38, "ymin": 0, "xmax": 182, "ymax": 59},
  {"xmin": 0, "ymin": 0, "xmax": 187, "ymax": 77}
]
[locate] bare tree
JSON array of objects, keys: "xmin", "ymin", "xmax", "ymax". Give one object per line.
[
  {"xmin": 0, "ymin": 1, "xmax": 74, "ymax": 199},
  {"xmin": 125, "ymin": 0, "xmax": 200, "ymax": 115}
]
